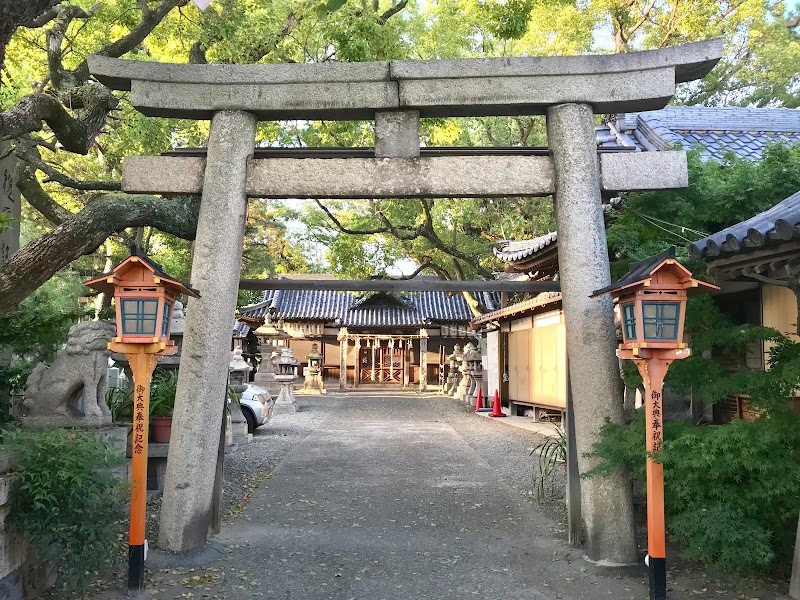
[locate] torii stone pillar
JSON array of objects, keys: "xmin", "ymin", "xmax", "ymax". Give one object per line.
[
  {"xmin": 159, "ymin": 111, "xmax": 256, "ymax": 553},
  {"xmin": 546, "ymin": 103, "xmax": 637, "ymax": 565}
]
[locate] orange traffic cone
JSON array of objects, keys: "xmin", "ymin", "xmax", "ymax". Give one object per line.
[
  {"xmin": 488, "ymin": 389, "xmax": 506, "ymax": 418},
  {"xmin": 474, "ymin": 388, "xmax": 484, "ymax": 412}
]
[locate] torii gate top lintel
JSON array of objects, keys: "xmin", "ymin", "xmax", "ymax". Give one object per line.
[{"xmin": 88, "ymin": 38, "xmax": 722, "ymax": 121}]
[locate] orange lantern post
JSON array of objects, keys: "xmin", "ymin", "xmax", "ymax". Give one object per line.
[
  {"xmin": 85, "ymin": 250, "xmax": 199, "ymax": 596},
  {"xmin": 592, "ymin": 248, "xmax": 717, "ymax": 600}
]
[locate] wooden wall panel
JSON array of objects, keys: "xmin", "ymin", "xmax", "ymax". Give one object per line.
[
  {"xmin": 531, "ymin": 311, "xmax": 567, "ymax": 409},
  {"xmin": 509, "ymin": 329, "xmax": 532, "ymax": 403},
  {"xmin": 323, "ymin": 341, "xmax": 339, "ymax": 366}
]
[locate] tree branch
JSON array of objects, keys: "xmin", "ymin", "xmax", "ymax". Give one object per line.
[
  {"xmin": 0, "ymin": 193, "xmax": 200, "ymax": 315},
  {"xmin": 627, "ymin": 0, "xmax": 656, "ymax": 38},
  {"xmin": 15, "ymin": 158, "xmax": 72, "ymax": 224},
  {"xmin": 89, "ymin": 0, "xmax": 190, "ymax": 63},
  {"xmin": 17, "ymin": 139, "xmax": 120, "ymax": 192},
  {"xmin": 377, "ymin": 0, "xmax": 408, "ymax": 25},
  {"xmin": 314, "ymin": 200, "xmax": 390, "ymax": 235},
  {"xmin": 0, "ymin": 85, "xmax": 118, "ymax": 153}
]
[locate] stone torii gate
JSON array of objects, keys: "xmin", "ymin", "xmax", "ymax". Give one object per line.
[{"xmin": 88, "ymin": 39, "xmax": 722, "ymax": 562}]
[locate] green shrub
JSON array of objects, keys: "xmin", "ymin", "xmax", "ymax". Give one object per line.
[
  {"xmin": 588, "ymin": 412, "xmax": 800, "ymax": 572},
  {"xmin": 4, "ymin": 427, "xmax": 127, "ymax": 592}
]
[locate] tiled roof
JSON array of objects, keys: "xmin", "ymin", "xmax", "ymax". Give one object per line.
[
  {"xmin": 237, "ymin": 283, "xmax": 499, "ymax": 333},
  {"xmin": 592, "ymin": 247, "xmax": 676, "ymax": 297},
  {"xmin": 494, "ymin": 232, "xmax": 557, "ymax": 263},
  {"xmin": 497, "ymin": 107, "xmax": 800, "ymax": 271},
  {"xmin": 690, "ymin": 190, "xmax": 800, "ymax": 261},
  {"xmin": 597, "ymin": 106, "xmax": 800, "ymax": 162}
]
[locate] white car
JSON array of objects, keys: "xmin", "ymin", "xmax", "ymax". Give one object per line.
[{"xmin": 237, "ymin": 384, "xmax": 274, "ymax": 433}]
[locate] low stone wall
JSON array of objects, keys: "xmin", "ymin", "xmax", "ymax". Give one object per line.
[{"xmin": 0, "ymin": 451, "xmax": 23, "ymax": 600}]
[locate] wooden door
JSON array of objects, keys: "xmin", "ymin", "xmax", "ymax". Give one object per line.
[{"xmin": 359, "ymin": 347, "xmax": 404, "ymax": 384}]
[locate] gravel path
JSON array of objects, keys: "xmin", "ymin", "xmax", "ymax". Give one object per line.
[{"xmin": 78, "ymin": 393, "xmax": 788, "ymax": 600}]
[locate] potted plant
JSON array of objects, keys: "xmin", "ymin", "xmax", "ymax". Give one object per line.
[{"xmin": 149, "ymin": 372, "xmax": 178, "ymax": 443}]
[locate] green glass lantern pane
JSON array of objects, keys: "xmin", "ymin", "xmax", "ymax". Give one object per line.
[
  {"xmin": 662, "ymin": 323, "xmax": 677, "ymax": 339},
  {"xmin": 643, "ymin": 304, "xmax": 657, "ymax": 318},
  {"xmin": 162, "ymin": 302, "xmax": 172, "ymax": 337},
  {"xmin": 644, "ymin": 323, "xmax": 657, "ymax": 338},
  {"xmin": 121, "ymin": 298, "xmax": 158, "ymax": 335}
]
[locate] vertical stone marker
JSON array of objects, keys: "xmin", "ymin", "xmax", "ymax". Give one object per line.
[
  {"xmin": 546, "ymin": 103, "xmax": 637, "ymax": 565},
  {"xmin": 0, "ymin": 142, "xmax": 20, "ymax": 267},
  {"xmin": 159, "ymin": 111, "xmax": 257, "ymax": 553},
  {"xmin": 0, "ymin": 142, "xmax": 20, "ymax": 410}
]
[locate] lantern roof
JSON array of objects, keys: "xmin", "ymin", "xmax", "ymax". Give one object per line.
[
  {"xmin": 591, "ymin": 247, "xmax": 718, "ymax": 298},
  {"xmin": 84, "ymin": 247, "xmax": 200, "ymax": 298}
]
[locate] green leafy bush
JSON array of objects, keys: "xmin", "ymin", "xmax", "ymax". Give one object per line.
[
  {"xmin": 5, "ymin": 427, "xmax": 127, "ymax": 592},
  {"xmin": 589, "ymin": 409, "xmax": 800, "ymax": 572},
  {"xmin": 106, "ymin": 385, "xmax": 133, "ymax": 422}
]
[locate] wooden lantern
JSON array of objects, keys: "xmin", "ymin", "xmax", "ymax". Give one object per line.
[
  {"xmin": 85, "ymin": 251, "xmax": 199, "ymax": 347},
  {"xmin": 85, "ymin": 249, "xmax": 199, "ymax": 595},
  {"xmin": 592, "ymin": 247, "xmax": 717, "ymax": 600},
  {"xmin": 592, "ymin": 247, "xmax": 718, "ymax": 354}
]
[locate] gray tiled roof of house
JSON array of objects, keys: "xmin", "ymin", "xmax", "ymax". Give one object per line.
[
  {"xmin": 597, "ymin": 106, "xmax": 800, "ymax": 162},
  {"xmin": 500, "ymin": 107, "xmax": 800, "ymax": 269},
  {"xmin": 237, "ymin": 284, "xmax": 499, "ymax": 333},
  {"xmin": 494, "ymin": 232, "xmax": 557, "ymax": 263},
  {"xmin": 690, "ymin": 190, "xmax": 800, "ymax": 261}
]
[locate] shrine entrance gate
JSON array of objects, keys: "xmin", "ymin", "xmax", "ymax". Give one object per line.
[{"xmin": 87, "ymin": 39, "xmax": 723, "ymax": 565}]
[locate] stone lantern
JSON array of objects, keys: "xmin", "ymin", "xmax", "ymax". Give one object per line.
[
  {"xmin": 273, "ymin": 347, "xmax": 300, "ymax": 413},
  {"xmin": 454, "ymin": 342, "xmax": 474, "ymax": 401},
  {"xmin": 253, "ymin": 312, "xmax": 289, "ymax": 395},
  {"xmin": 462, "ymin": 344, "xmax": 483, "ymax": 406},
  {"xmin": 446, "ymin": 344, "xmax": 463, "ymax": 395},
  {"xmin": 464, "ymin": 348, "xmax": 483, "ymax": 406},
  {"xmin": 228, "ymin": 348, "xmax": 253, "ymax": 446},
  {"xmin": 303, "ymin": 343, "xmax": 326, "ymax": 394},
  {"xmin": 229, "ymin": 348, "xmax": 251, "ymax": 391}
]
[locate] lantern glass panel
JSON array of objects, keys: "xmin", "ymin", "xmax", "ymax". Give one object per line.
[
  {"xmin": 161, "ymin": 301, "xmax": 172, "ymax": 337},
  {"xmin": 642, "ymin": 301, "xmax": 680, "ymax": 340},
  {"xmin": 121, "ymin": 298, "xmax": 159, "ymax": 335},
  {"xmin": 622, "ymin": 304, "xmax": 637, "ymax": 340}
]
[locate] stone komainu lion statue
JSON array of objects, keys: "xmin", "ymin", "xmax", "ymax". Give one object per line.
[{"xmin": 23, "ymin": 320, "xmax": 116, "ymax": 426}]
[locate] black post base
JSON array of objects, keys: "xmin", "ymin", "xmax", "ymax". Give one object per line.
[
  {"xmin": 649, "ymin": 556, "xmax": 666, "ymax": 600},
  {"xmin": 128, "ymin": 544, "xmax": 145, "ymax": 595}
]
